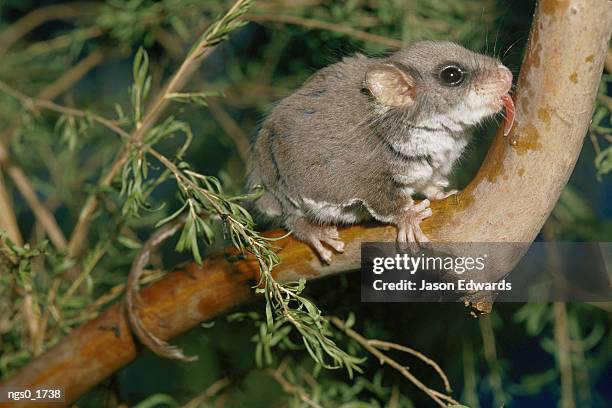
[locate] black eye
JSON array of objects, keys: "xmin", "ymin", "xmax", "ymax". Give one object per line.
[{"xmin": 439, "ymin": 65, "xmax": 465, "ymax": 86}]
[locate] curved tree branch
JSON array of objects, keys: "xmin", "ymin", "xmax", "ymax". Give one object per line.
[
  {"xmin": 0, "ymin": 3, "xmax": 99, "ymax": 55},
  {"xmin": 0, "ymin": 0, "xmax": 610, "ymax": 406},
  {"xmin": 245, "ymin": 13, "xmax": 405, "ymax": 48}
]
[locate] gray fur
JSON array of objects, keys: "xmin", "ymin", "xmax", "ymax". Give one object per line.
[{"xmin": 247, "ymin": 41, "xmax": 511, "ymax": 243}]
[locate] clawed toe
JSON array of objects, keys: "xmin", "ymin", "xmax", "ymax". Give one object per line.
[
  {"xmin": 313, "ymin": 226, "xmax": 345, "ymax": 263},
  {"xmin": 427, "ymin": 189, "xmax": 459, "ymax": 201},
  {"xmin": 413, "ymin": 199, "xmax": 431, "ymax": 212},
  {"xmin": 310, "ymin": 239, "xmax": 334, "ymax": 263},
  {"xmin": 325, "ymin": 227, "xmax": 340, "ymax": 240},
  {"xmin": 322, "ymin": 237, "xmax": 345, "ymax": 253},
  {"xmin": 396, "ymin": 200, "xmax": 432, "ymax": 244},
  {"xmin": 289, "ymin": 219, "xmax": 345, "ymax": 263}
]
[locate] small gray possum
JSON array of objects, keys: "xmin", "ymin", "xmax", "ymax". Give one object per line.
[{"xmin": 247, "ymin": 41, "xmax": 514, "ymax": 263}]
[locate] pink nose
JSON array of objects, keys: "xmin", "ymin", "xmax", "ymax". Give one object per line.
[{"xmin": 497, "ymin": 65, "xmax": 513, "ymax": 91}]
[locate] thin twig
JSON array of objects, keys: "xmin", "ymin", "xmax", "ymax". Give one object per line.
[
  {"xmin": 207, "ymin": 99, "xmax": 251, "ymax": 162},
  {"xmin": 568, "ymin": 317, "xmax": 592, "ymax": 405},
  {"xmin": 154, "ymin": 28, "xmax": 185, "ymax": 60},
  {"xmin": 63, "ymin": 269, "xmax": 166, "ymax": 327},
  {"xmin": 589, "ymin": 131, "xmax": 601, "ymax": 155},
  {"xmin": 67, "ymin": 151, "xmax": 129, "ymax": 257},
  {"xmin": 34, "ymin": 278, "xmax": 61, "ymax": 354},
  {"xmin": 554, "ymin": 302, "xmax": 576, "ymax": 408},
  {"xmin": 267, "ymin": 361, "xmax": 323, "ymax": 408},
  {"xmin": 0, "ymin": 3, "xmax": 99, "ymax": 55},
  {"xmin": 367, "ymin": 339, "xmax": 451, "ymax": 393},
  {"xmin": 389, "ymin": 386, "xmax": 399, "ymax": 408},
  {"xmin": 25, "ymin": 224, "xmax": 46, "ymax": 355},
  {"xmin": 58, "ymin": 241, "xmax": 111, "ymax": 307},
  {"xmin": 13, "ymin": 27, "xmax": 105, "ymax": 60},
  {"xmin": 3, "ymin": 163, "xmax": 67, "ymax": 249},
  {"xmin": 0, "ymin": 169, "xmax": 22, "ymax": 245},
  {"xmin": 462, "ymin": 341, "xmax": 480, "ymax": 408},
  {"xmin": 21, "ymin": 281, "xmax": 41, "ymax": 353},
  {"xmin": 38, "ymin": 51, "xmax": 106, "ymax": 102},
  {"xmin": 331, "ymin": 317, "xmax": 458, "ymax": 408},
  {"xmin": 246, "ymin": 13, "xmax": 405, "ymax": 48},
  {"xmin": 147, "ymin": 147, "xmax": 247, "ymax": 219},
  {"xmin": 0, "ymin": 80, "xmax": 130, "ymax": 140},
  {"xmin": 478, "ymin": 315, "xmax": 506, "ymax": 407},
  {"xmin": 429, "ymin": 389, "xmax": 463, "ymax": 404},
  {"xmin": 182, "ymin": 377, "xmax": 231, "ymax": 408}
]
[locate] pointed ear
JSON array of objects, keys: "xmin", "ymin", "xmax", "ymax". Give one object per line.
[{"xmin": 365, "ymin": 64, "xmax": 415, "ymax": 107}]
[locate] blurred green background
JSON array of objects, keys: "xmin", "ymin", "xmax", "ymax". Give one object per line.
[{"xmin": 0, "ymin": 0, "xmax": 611, "ymax": 407}]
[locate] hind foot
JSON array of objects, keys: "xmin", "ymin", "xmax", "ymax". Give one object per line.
[
  {"xmin": 286, "ymin": 217, "xmax": 344, "ymax": 264},
  {"xmin": 395, "ymin": 199, "xmax": 432, "ymax": 243}
]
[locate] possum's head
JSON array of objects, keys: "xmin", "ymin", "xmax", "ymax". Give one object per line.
[{"xmin": 364, "ymin": 41, "xmax": 513, "ymax": 132}]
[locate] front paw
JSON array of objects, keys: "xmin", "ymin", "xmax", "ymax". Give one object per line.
[{"xmin": 395, "ymin": 199, "xmax": 432, "ymax": 243}]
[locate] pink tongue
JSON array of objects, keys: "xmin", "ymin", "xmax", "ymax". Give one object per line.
[{"xmin": 501, "ymin": 94, "xmax": 515, "ymax": 137}]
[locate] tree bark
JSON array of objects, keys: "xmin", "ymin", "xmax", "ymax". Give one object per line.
[{"xmin": 1, "ymin": 0, "xmax": 610, "ymax": 406}]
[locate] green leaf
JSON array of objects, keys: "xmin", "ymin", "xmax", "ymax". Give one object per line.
[
  {"xmin": 165, "ymin": 91, "xmax": 224, "ymax": 107},
  {"xmin": 130, "ymin": 46, "xmax": 151, "ymax": 123},
  {"xmin": 117, "ymin": 235, "xmax": 142, "ymax": 249},
  {"xmin": 155, "ymin": 201, "xmax": 188, "ymax": 227}
]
